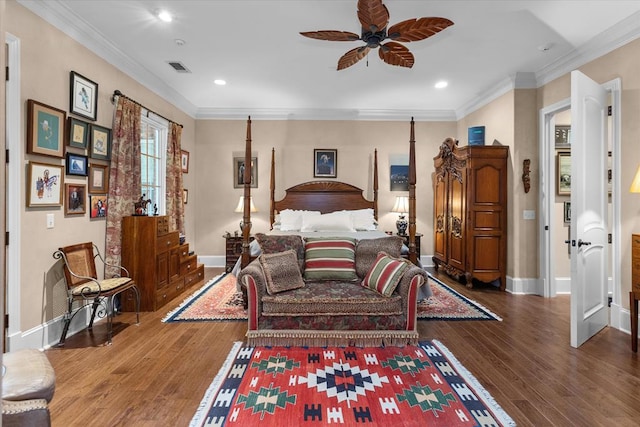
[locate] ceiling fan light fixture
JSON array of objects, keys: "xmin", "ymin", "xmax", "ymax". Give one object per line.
[
  {"xmin": 214, "ymin": 79, "xmax": 227, "ymax": 86},
  {"xmin": 156, "ymin": 10, "xmax": 173, "ymax": 23},
  {"xmin": 435, "ymin": 80, "xmax": 448, "ymax": 89}
]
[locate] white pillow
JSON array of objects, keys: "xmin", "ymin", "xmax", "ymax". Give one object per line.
[
  {"xmin": 279, "ymin": 209, "xmax": 321, "ymax": 231},
  {"xmin": 301, "ymin": 211, "xmax": 355, "ymax": 232},
  {"xmin": 345, "ymin": 208, "xmax": 377, "ymax": 231}
]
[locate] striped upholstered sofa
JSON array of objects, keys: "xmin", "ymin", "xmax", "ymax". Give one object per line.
[{"xmin": 237, "ymin": 235, "xmax": 430, "ymax": 347}]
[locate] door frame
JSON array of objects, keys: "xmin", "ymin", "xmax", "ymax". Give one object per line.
[
  {"xmin": 5, "ymin": 33, "xmax": 21, "ymax": 348},
  {"xmin": 538, "ymin": 78, "xmax": 622, "ymax": 324}
]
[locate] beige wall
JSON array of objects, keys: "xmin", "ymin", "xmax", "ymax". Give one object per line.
[
  {"xmin": 6, "ymin": 1, "xmax": 196, "ymax": 333},
  {"xmin": 193, "ymin": 119, "xmax": 457, "ymax": 256}
]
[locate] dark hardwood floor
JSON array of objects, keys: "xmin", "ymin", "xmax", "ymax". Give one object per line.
[{"xmin": 45, "ymin": 268, "xmax": 640, "ymax": 426}]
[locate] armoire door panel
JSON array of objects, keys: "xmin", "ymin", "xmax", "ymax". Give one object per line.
[{"xmin": 473, "ymin": 211, "xmax": 501, "ymax": 229}]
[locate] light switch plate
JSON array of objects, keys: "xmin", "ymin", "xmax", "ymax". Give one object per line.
[
  {"xmin": 523, "ymin": 210, "xmax": 536, "ymax": 220},
  {"xmin": 46, "ymin": 213, "xmax": 54, "ymax": 229}
]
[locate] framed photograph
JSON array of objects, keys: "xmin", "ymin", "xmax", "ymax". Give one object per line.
[
  {"xmin": 183, "ymin": 189, "xmax": 189, "ymax": 204},
  {"xmin": 181, "ymin": 150, "xmax": 190, "ymax": 173},
  {"xmin": 314, "ymin": 149, "xmax": 337, "ymax": 178},
  {"xmin": 26, "ymin": 99, "xmax": 66, "ymax": 158},
  {"xmin": 233, "ymin": 156, "xmax": 258, "ymax": 188},
  {"xmin": 89, "ymin": 124, "xmax": 112, "ymax": 160},
  {"xmin": 66, "ymin": 152, "xmax": 88, "ymax": 176},
  {"xmin": 89, "ymin": 194, "xmax": 108, "ymax": 218},
  {"xmin": 555, "ymin": 125, "xmax": 571, "ymax": 148},
  {"xmin": 89, "ymin": 163, "xmax": 109, "ymax": 193},
  {"xmin": 557, "ymin": 151, "xmax": 571, "ymax": 195},
  {"xmin": 390, "ymin": 165, "xmax": 409, "ymax": 191},
  {"xmin": 67, "ymin": 117, "xmax": 89, "ymax": 149},
  {"xmin": 64, "ymin": 183, "xmax": 86, "ymax": 215},
  {"xmin": 563, "ymin": 201, "xmax": 571, "ymax": 224},
  {"xmin": 26, "ymin": 161, "xmax": 63, "ymax": 207},
  {"xmin": 70, "ymin": 71, "xmax": 98, "ymax": 121}
]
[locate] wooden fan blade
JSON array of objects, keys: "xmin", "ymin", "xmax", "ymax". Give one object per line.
[
  {"xmin": 338, "ymin": 46, "xmax": 371, "ymax": 70},
  {"xmin": 388, "ymin": 17, "xmax": 454, "ymax": 42},
  {"xmin": 300, "ymin": 30, "xmax": 361, "ymax": 42},
  {"xmin": 357, "ymin": 0, "xmax": 389, "ymax": 32},
  {"xmin": 379, "ymin": 42, "xmax": 414, "ymax": 68}
]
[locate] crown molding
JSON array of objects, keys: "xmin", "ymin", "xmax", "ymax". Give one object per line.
[{"xmin": 195, "ymin": 108, "xmax": 457, "ymax": 121}]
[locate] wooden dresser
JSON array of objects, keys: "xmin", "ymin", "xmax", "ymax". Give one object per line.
[
  {"xmin": 631, "ymin": 233, "xmax": 640, "ymax": 352},
  {"xmin": 121, "ymin": 215, "xmax": 204, "ymax": 311},
  {"xmin": 432, "ymin": 138, "xmax": 509, "ymax": 290}
]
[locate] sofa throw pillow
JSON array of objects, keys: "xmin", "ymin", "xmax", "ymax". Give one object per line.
[
  {"xmin": 355, "ymin": 236, "xmax": 404, "ymax": 278},
  {"xmin": 255, "ymin": 233, "xmax": 305, "ymax": 273},
  {"xmin": 362, "ymin": 251, "xmax": 411, "ymax": 297},
  {"xmin": 259, "ymin": 249, "xmax": 305, "ymax": 295},
  {"xmin": 304, "ymin": 237, "xmax": 358, "ymax": 281}
]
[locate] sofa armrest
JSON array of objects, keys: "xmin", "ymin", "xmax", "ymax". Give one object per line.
[
  {"xmin": 2, "ymin": 399, "xmax": 51, "ymax": 427},
  {"xmin": 395, "ymin": 266, "xmax": 429, "ymax": 327},
  {"xmin": 237, "ymin": 259, "xmax": 267, "ymax": 331}
]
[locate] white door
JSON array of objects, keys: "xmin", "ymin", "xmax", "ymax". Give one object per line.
[{"xmin": 570, "ymin": 70, "xmax": 609, "ymax": 348}]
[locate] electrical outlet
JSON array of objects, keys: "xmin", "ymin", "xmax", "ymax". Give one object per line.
[
  {"xmin": 523, "ymin": 210, "xmax": 536, "ymax": 220},
  {"xmin": 46, "ymin": 213, "xmax": 54, "ymax": 229}
]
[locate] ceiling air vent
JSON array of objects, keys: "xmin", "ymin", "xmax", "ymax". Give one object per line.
[{"xmin": 167, "ymin": 61, "xmax": 191, "ymax": 73}]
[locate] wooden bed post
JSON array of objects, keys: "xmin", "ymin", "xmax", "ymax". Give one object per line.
[
  {"xmin": 270, "ymin": 147, "xmax": 276, "ymax": 229},
  {"xmin": 241, "ymin": 116, "xmax": 252, "ymax": 268},
  {"xmin": 373, "ymin": 149, "xmax": 378, "ymax": 220},
  {"xmin": 408, "ymin": 118, "xmax": 418, "ymax": 265}
]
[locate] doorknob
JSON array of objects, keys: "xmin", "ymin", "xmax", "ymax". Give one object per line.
[{"xmin": 578, "ymin": 239, "xmax": 591, "ymax": 247}]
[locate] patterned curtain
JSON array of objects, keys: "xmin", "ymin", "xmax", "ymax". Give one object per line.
[
  {"xmin": 105, "ymin": 97, "xmax": 141, "ymax": 276},
  {"xmin": 166, "ymin": 122, "xmax": 185, "ymax": 234}
]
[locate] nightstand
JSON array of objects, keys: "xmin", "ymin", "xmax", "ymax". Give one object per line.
[{"xmin": 225, "ymin": 235, "xmax": 254, "ymax": 272}]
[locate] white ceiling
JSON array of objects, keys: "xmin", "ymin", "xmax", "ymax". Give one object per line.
[{"xmin": 19, "ymin": 0, "xmax": 640, "ymax": 120}]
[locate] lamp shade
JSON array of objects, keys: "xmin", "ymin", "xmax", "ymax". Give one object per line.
[
  {"xmin": 631, "ymin": 165, "xmax": 640, "ymax": 193},
  {"xmin": 234, "ymin": 196, "xmax": 258, "ymax": 213},
  {"xmin": 391, "ymin": 196, "xmax": 409, "ymax": 213}
]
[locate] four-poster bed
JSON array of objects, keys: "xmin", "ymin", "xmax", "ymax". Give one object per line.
[{"xmin": 234, "ymin": 117, "xmax": 426, "ymax": 347}]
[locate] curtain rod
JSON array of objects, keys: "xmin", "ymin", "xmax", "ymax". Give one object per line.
[{"xmin": 111, "ymin": 89, "xmax": 183, "ymax": 128}]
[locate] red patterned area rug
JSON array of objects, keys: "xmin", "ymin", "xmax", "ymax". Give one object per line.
[
  {"xmin": 190, "ymin": 341, "xmax": 515, "ymax": 427},
  {"xmin": 162, "ymin": 274, "xmax": 501, "ymax": 323}
]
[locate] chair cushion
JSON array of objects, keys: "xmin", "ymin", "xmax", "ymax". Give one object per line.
[
  {"xmin": 259, "ymin": 250, "xmax": 305, "ymax": 295},
  {"xmin": 2, "ymin": 349, "xmax": 55, "ymax": 403},
  {"xmin": 362, "ymin": 251, "xmax": 411, "ymax": 297},
  {"xmin": 303, "ymin": 237, "xmax": 357, "ymax": 281},
  {"xmin": 355, "ymin": 236, "xmax": 404, "ymax": 278},
  {"xmin": 255, "ymin": 233, "xmax": 305, "ymax": 273},
  {"xmin": 70, "ymin": 277, "xmax": 133, "ymax": 296}
]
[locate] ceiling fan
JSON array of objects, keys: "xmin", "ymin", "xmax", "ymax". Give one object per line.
[{"xmin": 300, "ymin": 0, "xmax": 454, "ymax": 70}]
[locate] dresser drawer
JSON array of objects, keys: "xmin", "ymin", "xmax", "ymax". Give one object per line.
[
  {"xmin": 178, "ymin": 243, "xmax": 190, "ymax": 260},
  {"xmin": 156, "ymin": 231, "xmax": 179, "ymax": 253},
  {"xmin": 156, "ymin": 216, "xmax": 170, "ymax": 236},
  {"xmin": 184, "ymin": 265, "xmax": 205, "ymax": 289},
  {"xmin": 180, "ymin": 255, "xmax": 198, "ymax": 276}
]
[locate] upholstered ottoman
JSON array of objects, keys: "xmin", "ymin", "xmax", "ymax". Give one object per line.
[{"xmin": 2, "ymin": 349, "xmax": 56, "ymax": 427}]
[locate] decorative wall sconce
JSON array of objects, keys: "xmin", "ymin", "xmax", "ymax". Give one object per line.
[{"xmin": 522, "ymin": 159, "xmax": 531, "ymax": 193}]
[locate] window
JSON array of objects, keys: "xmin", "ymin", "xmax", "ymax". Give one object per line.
[{"xmin": 140, "ymin": 114, "xmax": 168, "ymax": 215}]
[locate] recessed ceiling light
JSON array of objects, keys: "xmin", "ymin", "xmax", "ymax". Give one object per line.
[
  {"xmin": 214, "ymin": 79, "xmax": 227, "ymax": 86},
  {"xmin": 435, "ymin": 81, "xmax": 448, "ymax": 89},
  {"xmin": 174, "ymin": 39, "xmax": 185, "ymax": 46},
  {"xmin": 157, "ymin": 10, "xmax": 172, "ymax": 22}
]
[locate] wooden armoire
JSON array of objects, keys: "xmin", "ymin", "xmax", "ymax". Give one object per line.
[{"xmin": 432, "ymin": 138, "xmax": 509, "ymax": 290}]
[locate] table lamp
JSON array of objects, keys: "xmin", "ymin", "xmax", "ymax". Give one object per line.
[
  {"xmin": 391, "ymin": 195, "xmax": 409, "ymax": 236},
  {"xmin": 631, "ymin": 165, "xmax": 640, "ymax": 194},
  {"xmin": 234, "ymin": 196, "xmax": 257, "ymax": 230}
]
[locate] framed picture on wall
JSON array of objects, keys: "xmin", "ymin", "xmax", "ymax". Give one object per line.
[
  {"xmin": 89, "ymin": 194, "xmax": 108, "ymax": 218},
  {"xmin": 27, "ymin": 99, "xmax": 66, "ymax": 158},
  {"xmin": 390, "ymin": 165, "xmax": 409, "ymax": 191},
  {"xmin": 563, "ymin": 201, "xmax": 571, "ymax": 224},
  {"xmin": 181, "ymin": 150, "xmax": 190, "ymax": 173},
  {"xmin": 65, "ymin": 153, "xmax": 88, "ymax": 176},
  {"xmin": 70, "ymin": 71, "xmax": 98, "ymax": 121},
  {"xmin": 233, "ymin": 156, "xmax": 258, "ymax": 188},
  {"xmin": 555, "ymin": 125, "xmax": 571, "ymax": 148},
  {"xmin": 67, "ymin": 117, "xmax": 89, "ymax": 149},
  {"xmin": 64, "ymin": 183, "xmax": 86, "ymax": 215},
  {"xmin": 557, "ymin": 151, "xmax": 571, "ymax": 195},
  {"xmin": 26, "ymin": 161, "xmax": 64, "ymax": 207},
  {"xmin": 314, "ymin": 149, "xmax": 337, "ymax": 178},
  {"xmin": 88, "ymin": 163, "xmax": 109, "ymax": 193},
  {"xmin": 89, "ymin": 124, "xmax": 112, "ymax": 160}
]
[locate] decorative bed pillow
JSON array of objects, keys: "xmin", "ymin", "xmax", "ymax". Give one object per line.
[
  {"xmin": 355, "ymin": 236, "xmax": 404, "ymax": 278},
  {"xmin": 300, "ymin": 211, "xmax": 355, "ymax": 232},
  {"xmin": 259, "ymin": 250, "xmax": 305, "ymax": 295},
  {"xmin": 255, "ymin": 233, "xmax": 305, "ymax": 273},
  {"xmin": 304, "ymin": 237, "xmax": 358, "ymax": 281},
  {"xmin": 345, "ymin": 208, "xmax": 377, "ymax": 231},
  {"xmin": 279, "ymin": 209, "xmax": 321, "ymax": 231},
  {"xmin": 362, "ymin": 251, "xmax": 411, "ymax": 297}
]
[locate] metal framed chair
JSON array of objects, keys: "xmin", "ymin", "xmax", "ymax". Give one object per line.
[{"xmin": 53, "ymin": 242, "xmax": 140, "ymax": 346}]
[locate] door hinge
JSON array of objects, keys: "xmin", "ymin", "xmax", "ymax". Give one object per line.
[
  {"xmin": 608, "ymin": 105, "xmax": 612, "ymax": 116},
  {"xmin": 4, "ymin": 314, "xmax": 8, "ymax": 329},
  {"xmin": 608, "ymin": 233, "xmax": 612, "ymax": 244},
  {"xmin": 5, "ymin": 231, "xmax": 8, "ymax": 246},
  {"xmin": 5, "ymin": 66, "xmax": 8, "ymax": 82},
  {"xmin": 5, "ymin": 149, "xmax": 9, "ymax": 164}
]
